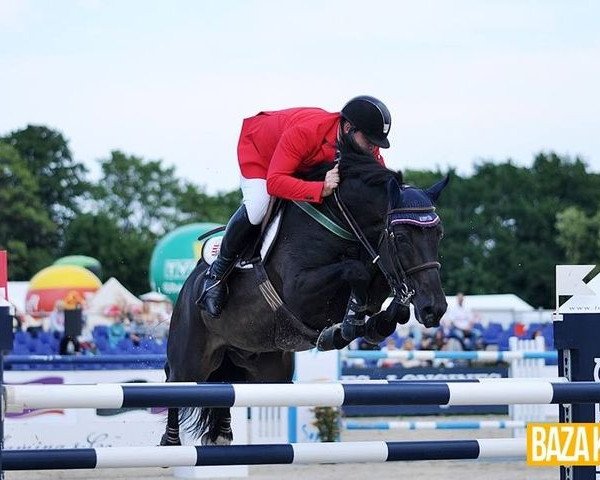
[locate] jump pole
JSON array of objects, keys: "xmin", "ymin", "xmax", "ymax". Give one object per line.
[{"xmin": 1, "ymin": 438, "xmax": 525, "ymax": 470}]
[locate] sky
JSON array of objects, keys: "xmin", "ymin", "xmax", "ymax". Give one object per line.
[{"xmin": 1, "ymin": 0, "xmax": 599, "ymax": 194}]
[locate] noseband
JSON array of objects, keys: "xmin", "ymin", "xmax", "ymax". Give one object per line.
[{"xmin": 333, "ymin": 190, "xmax": 441, "ymax": 306}]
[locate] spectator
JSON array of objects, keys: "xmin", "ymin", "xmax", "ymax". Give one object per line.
[
  {"xmin": 59, "ymin": 303, "xmax": 85, "ymax": 356},
  {"xmin": 59, "ymin": 334, "xmax": 80, "ymax": 355},
  {"xmin": 129, "ymin": 314, "xmax": 149, "ymax": 346},
  {"xmin": 441, "ymin": 292, "xmax": 483, "ymax": 351},
  {"xmin": 78, "ymin": 329, "xmax": 97, "ymax": 355},
  {"xmin": 377, "ymin": 337, "xmax": 401, "ymax": 368},
  {"xmin": 48, "ymin": 300, "xmax": 65, "ymax": 335},
  {"xmin": 108, "ymin": 316, "xmax": 127, "ymax": 349},
  {"xmin": 531, "ymin": 328, "xmax": 543, "ymax": 339},
  {"xmin": 420, "ymin": 328, "xmax": 447, "ymax": 351},
  {"xmin": 12, "ymin": 307, "xmax": 26, "ymax": 332},
  {"xmin": 24, "ymin": 313, "xmax": 45, "ymax": 335},
  {"xmin": 150, "ymin": 307, "xmax": 171, "ymax": 342},
  {"xmin": 398, "ymin": 337, "xmax": 424, "ymax": 368}
]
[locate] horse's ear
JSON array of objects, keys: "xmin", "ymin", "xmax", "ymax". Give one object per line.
[
  {"xmin": 425, "ymin": 175, "xmax": 450, "ymax": 203},
  {"xmin": 387, "ymin": 177, "xmax": 403, "ymax": 207}
]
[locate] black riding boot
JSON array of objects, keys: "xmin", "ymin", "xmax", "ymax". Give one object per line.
[
  {"xmin": 197, "ymin": 205, "xmax": 260, "ymax": 317},
  {"xmin": 340, "ymin": 293, "xmax": 367, "ymax": 341}
]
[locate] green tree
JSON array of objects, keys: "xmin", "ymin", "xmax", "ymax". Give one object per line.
[
  {"xmin": 556, "ymin": 207, "xmax": 596, "ymax": 264},
  {"xmin": 95, "ymin": 150, "xmax": 182, "ymax": 235},
  {"xmin": 0, "ymin": 142, "xmax": 56, "ymax": 279},
  {"xmin": 2, "ymin": 125, "xmax": 90, "ymax": 232},
  {"xmin": 176, "ymin": 182, "xmax": 242, "ymax": 225},
  {"xmin": 62, "ymin": 213, "xmax": 154, "ymax": 294},
  {"xmin": 428, "ymin": 153, "xmax": 600, "ymax": 308}
]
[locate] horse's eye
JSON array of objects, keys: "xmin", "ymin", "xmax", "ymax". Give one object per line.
[
  {"xmin": 392, "ymin": 229, "xmax": 409, "ymax": 242},
  {"xmin": 394, "ymin": 233, "xmax": 412, "ymax": 249}
]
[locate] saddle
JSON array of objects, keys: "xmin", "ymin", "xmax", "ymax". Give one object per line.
[
  {"xmin": 198, "ymin": 201, "xmax": 320, "ymax": 350},
  {"xmin": 199, "ymin": 199, "xmax": 284, "ymax": 270}
]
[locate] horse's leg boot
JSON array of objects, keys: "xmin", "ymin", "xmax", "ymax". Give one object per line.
[
  {"xmin": 316, "ymin": 324, "xmax": 352, "ymax": 351},
  {"xmin": 196, "ymin": 205, "xmax": 260, "ymax": 317},
  {"xmin": 159, "ymin": 431, "xmax": 181, "ymax": 446},
  {"xmin": 341, "ymin": 295, "xmax": 367, "ymax": 341}
]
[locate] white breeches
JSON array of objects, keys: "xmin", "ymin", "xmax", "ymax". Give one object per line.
[{"xmin": 240, "ymin": 177, "xmax": 271, "ymax": 225}]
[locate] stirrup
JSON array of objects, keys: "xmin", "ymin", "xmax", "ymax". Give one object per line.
[{"xmin": 196, "ymin": 267, "xmax": 230, "ymax": 317}]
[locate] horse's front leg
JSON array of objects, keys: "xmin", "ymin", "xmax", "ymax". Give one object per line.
[
  {"xmin": 362, "ymin": 297, "xmax": 411, "ymax": 345},
  {"xmin": 308, "ymin": 260, "xmax": 372, "ymax": 351},
  {"xmin": 285, "ymin": 259, "xmax": 369, "ymax": 316}
]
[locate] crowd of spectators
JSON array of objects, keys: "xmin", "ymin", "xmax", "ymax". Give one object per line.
[
  {"xmin": 348, "ymin": 292, "xmax": 554, "ymax": 369},
  {"xmin": 11, "ymin": 298, "xmax": 171, "ymax": 356},
  {"xmin": 11, "ymin": 291, "xmax": 553, "ymax": 364}
]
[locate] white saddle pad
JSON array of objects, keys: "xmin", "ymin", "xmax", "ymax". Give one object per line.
[{"xmin": 201, "ymin": 211, "xmax": 282, "ymax": 269}]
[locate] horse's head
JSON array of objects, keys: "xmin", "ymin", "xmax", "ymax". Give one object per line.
[
  {"xmin": 316, "ymin": 154, "xmax": 448, "ymax": 328},
  {"xmin": 380, "ymin": 176, "xmax": 449, "ymax": 328}
]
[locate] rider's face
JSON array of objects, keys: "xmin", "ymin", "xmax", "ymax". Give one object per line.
[
  {"xmin": 351, "ymin": 130, "xmax": 377, "ymax": 155},
  {"xmin": 342, "ymin": 122, "xmax": 377, "ymax": 156}
]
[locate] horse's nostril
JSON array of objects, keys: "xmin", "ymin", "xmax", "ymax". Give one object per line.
[{"xmin": 420, "ymin": 305, "xmax": 442, "ymax": 328}]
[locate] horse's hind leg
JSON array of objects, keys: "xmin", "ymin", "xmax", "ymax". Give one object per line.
[
  {"xmin": 199, "ymin": 353, "xmax": 248, "ymax": 446},
  {"xmin": 160, "ymin": 362, "xmax": 182, "ymax": 446},
  {"xmin": 199, "ymin": 408, "xmax": 232, "ymax": 446},
  {"xmin": 161, "ymin": 408, "xmax": 182, "ymax": 446}
]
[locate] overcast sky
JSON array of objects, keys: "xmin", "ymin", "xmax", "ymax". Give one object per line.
[{"xmin": 1, "ymin": 0, "xmax": 599, "ymax": 193}]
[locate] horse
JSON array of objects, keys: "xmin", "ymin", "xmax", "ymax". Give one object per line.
[{"xmin": 160, "ymin": 151, "xmax": 449, "ymax": 446}]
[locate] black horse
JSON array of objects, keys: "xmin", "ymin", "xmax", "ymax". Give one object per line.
[{"xmin": 160, "ymin": 152, "xmax": 449, "ymax": 446}]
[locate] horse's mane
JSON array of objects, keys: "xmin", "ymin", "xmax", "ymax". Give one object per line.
[
  {"xmin": 338, "ymin": 152, "xmax": 403, "ymax": 186},
  {"xmin": 299, "ymin": 152, "xmax": 403, "ymax": 186}
]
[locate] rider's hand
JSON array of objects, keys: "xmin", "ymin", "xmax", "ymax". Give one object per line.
[{"xmin": 321, "ymin": 164, "xmax": 339, "ymax": 197}]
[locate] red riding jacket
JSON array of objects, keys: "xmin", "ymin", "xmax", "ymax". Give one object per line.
[{"xmin": 237, "ymin": 107, "xmax": 384, "ymax": 203}]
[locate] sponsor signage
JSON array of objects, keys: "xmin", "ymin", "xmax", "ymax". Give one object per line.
[{"xmin": 341, "ymin": 366, "xmax": 509, "ymax": 416}]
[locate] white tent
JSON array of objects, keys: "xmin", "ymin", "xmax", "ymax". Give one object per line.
[
  {"xmin": 139, "ymin": 291, "xmax": 171, "ymax": 303},
  {"xmin": 85, "ymin": 278, "xmax": 143, "ymax": 329},
  {"xmin": 386, "ymin": 293, "xmax": 546, "ymax": 337},
  {"xmin": 445, "ymin": 294, "xmax": 534, "ymax": 312},
  {"xmin": 87, "ymin": 277, "xmax": 142, "ymax": 314}
]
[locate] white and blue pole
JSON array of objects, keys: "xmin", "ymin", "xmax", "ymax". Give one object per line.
[{"xmin": 2, "ymin": 438, "xmax": 525, "ymax": 470}]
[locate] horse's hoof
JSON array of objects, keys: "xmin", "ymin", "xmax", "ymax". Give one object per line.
[
  {"xmin": 341, "ymin": 321, "xmax": 365, "ymax": 342},
  {"xmin": 316, "ymin": 324, "xmax": 351, "ymax": 351},
  {"xmin": 201, "ymin": 432, "xmax": 232, "ymax": 446},
  {"xmin": 159, "ymin": 433, "xmax": 181, "ymax": 446},
  {"xmin": 362, "ymin": 317, "xmax": 396, "ymax": 345}
]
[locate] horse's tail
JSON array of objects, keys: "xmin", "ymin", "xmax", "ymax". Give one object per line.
[
  {"xmin": 179, "ymin": 407, "xmax": 232, "ymax": 444},
  {"xmin": 179, "ymin": 352, "xmax": 247, "ymax": 444}
]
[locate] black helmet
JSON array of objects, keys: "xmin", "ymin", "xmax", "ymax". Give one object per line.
[{"xmin": 341, "ymin": 95, "xmax": 391, "ymax": 149}]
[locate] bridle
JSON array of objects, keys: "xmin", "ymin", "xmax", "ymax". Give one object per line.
[{"xmin": 333, "ymin": 188, "xmax": 441, "ymax": 306}]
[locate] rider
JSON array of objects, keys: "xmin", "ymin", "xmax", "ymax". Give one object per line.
[{"xmin": 197, "ymin": 95, "xmax": 392, "ymax": 335}]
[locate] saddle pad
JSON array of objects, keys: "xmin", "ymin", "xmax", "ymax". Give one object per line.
[
  {"xmin": 200, "ymin": 231, "xmax": 225, "ymax": 265},
  {"xmin": 200, "ymin": 211, "xmax": 282, "ymax": 269}
]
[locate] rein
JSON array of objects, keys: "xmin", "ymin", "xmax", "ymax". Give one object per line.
[{"xmin": 333, "ymin": 188, "xmax": 440, "ymax": 306}]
